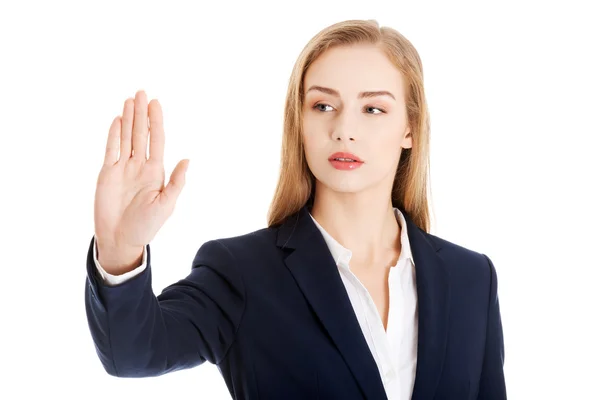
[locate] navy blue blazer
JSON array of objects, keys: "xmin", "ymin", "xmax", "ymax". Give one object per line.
[{"xmin": 85, "ymin": 205, "xmax": 506, "ymax": 399}]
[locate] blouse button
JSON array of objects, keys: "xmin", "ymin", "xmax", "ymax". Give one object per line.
[{"xmin": 384, "ymin": 369, "xmax": 395, "ymax": 383}]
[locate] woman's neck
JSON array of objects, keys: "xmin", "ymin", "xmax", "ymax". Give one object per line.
[{"xmin": 310, "ymin": 189, "xmax": 401, "ymax": 266}]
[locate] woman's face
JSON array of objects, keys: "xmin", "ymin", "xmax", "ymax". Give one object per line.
[{"xmin": 302, "ymin": 43, "xmax": 412, "ymax": 197}]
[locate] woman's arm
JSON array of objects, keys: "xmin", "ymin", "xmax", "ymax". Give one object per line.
[
  {"xmin": 84, "ymin": 237, "xmax": 246, "ymax": 377},
  {"xmin": 477, "ymin": 254, "xmax": 507, "ymax": 399}
]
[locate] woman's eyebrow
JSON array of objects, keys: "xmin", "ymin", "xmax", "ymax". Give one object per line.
[{"xmin": 305, "ymin": 85, "xmax": 396, "ymax": 100}]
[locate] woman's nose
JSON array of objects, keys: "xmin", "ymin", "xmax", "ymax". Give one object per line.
[{"xmin": 331, "ymin": 112, "xmax": 358, "ymax": 142}]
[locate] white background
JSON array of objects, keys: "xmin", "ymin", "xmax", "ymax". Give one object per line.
[{"xmin": 1, "ymin": 0, "xmax": 598, "ymax": 398}]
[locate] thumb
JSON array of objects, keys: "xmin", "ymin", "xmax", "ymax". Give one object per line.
[{"xmin": 162, "ymin": 159, "xmax": 189, "ymax": 208}]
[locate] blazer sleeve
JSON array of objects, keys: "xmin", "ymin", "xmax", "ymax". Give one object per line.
[
  {"xmin": 477, "ymin": 254, "xmax": 507, "ymax": 399},
  {"xmin": 84, "ymin": 236, "xmax": 246, "ymax": 378}
]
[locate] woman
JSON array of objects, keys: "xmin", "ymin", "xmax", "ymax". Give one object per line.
[{"xmin": 86, "ymin": 19, "xmax": 506, "ymax": 399}]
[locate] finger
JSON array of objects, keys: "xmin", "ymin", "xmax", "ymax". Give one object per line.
[
  {"xmin": 119, "ymin": 98, "xmax": 134, "ymax": 162},
  {"xmin": 104, "ymin": 116, "xmax": 121, "ymax": 165},
  {"xmin": 161, "ymin": 159, "xmax": 190, "ymax": 208},
  {"xmin": 132, "ymin": 90, "xmax": 149, "ymax": 160},
  {"xmin": 148, "ymin": 99, "xmax": 165, "ymax": 163}
]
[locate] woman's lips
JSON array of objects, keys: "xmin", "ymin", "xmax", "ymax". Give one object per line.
[{"xmin": 328, "ymin": 152, "xmax": 364, "ymax": 170}]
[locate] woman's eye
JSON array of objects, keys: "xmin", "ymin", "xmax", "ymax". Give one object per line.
[
  {"xmin": 365, "ymin": 106, "xmax": 385, "ymax": 114},
  {"xmin": 312, "ymin": 103, "xmax": 385, "ymax": 114},
  {"xmin": 314, "ymin": 103, "xmax": 334, "ymax": 112}
]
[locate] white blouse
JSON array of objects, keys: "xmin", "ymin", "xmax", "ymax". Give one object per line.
[{"xmin": 309, "ymin": 208, "xmax": 418, "ymax": 400}]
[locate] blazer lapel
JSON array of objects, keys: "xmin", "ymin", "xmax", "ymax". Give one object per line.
[
  {"xmin": 276, "ymin": 205, "xmax": 451, "ymax": 400},
  {"xmin": 277, "ymin": 206, "xmax": 388, "ymax": 400},
  {"xmin": 401, "ymin": 208, "xmax": 450, "ymax": 400}
]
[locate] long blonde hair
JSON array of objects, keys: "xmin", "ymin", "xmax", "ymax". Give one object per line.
[{"xmin": 267, "ymin": 19, "xmax": 433, "ymax": 233}]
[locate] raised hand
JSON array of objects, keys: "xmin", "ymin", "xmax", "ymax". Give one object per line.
[{"xmin": 94, "ymin": 90, "xmax": 189, "ymax": 274}]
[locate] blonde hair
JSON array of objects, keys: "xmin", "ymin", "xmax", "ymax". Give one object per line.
[{"xmin": 267, "ymin": 19, "xmax": 433, "ymax": 233}]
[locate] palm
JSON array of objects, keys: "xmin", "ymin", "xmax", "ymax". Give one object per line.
[{"xmin": 94, "ymin": 90, "xmax": 189, "ymax": 251}]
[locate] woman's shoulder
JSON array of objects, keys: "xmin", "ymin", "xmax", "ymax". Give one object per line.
[
  {"xmin": 188, "ymin": 226, "xmax": 278, "ymax": 274},
  {"xmin": 424, "ymin": 231, "xmax": 494, "ymax": 275},
  {"xmin": 200, "ymin": 225, "xmax": 279, "ymax": 257}
]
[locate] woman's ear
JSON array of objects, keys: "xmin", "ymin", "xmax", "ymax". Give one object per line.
[{"xmin": 402, "ymin": 128, "xmax": 413, "ymax": 149}]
